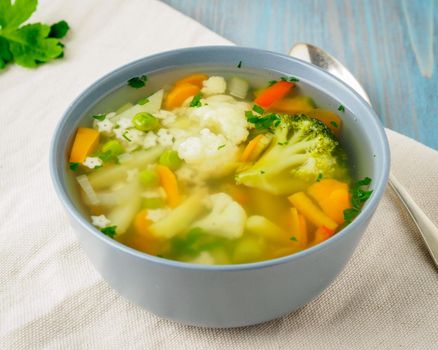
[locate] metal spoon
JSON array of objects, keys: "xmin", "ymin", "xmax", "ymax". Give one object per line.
[{"xmin": 289, "ymin": 43, "xmax": 438, "ymax": 268}]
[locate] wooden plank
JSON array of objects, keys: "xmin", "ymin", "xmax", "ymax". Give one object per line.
[{"xmin": 162, "ymin": 0, "xmax": 438, "ymax": 150}]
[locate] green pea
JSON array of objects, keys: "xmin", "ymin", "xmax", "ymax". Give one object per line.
[
  {"xmin": 132, "ymin": 112, "xmax": 160, "ymax": 131},
  {"xmin": 142, "ymin": 197, "xmax": 165, "ymax": 209},
  {"xmin": 159, "ymin": 149, "xmax": 183, "ymax": 170},
  {"xmin": 139, "ymin": 169, "xmax": 159, "ymax": 187},
  {"xmin": 101, "ymin": 140, "xmax": 124, "ymax": 156}
]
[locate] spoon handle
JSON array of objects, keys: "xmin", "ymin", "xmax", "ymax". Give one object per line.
[{"xmin": 389, "ymin": 174, "xmax": 438, "ymax": 266}]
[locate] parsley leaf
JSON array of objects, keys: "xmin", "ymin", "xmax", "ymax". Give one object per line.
[
  {"xmin": 338, "ymin": 104, "xmax": 345, "ymax": 112},
  {"xmin": 69, "ymin": 162, "xmax": 80, "ymax": 171},
  {"xmin": 127, "ymin": 75, "xmax": 147, "ymax": 88},
  {"xmin": 92, "ymin": 113, "xmax": 106, "ymax": 121},
  {"xmin": 268, "ymin": 80, "xmax": 277, "ymax": 86},
  {"xmin": 237, "ymin": 60, "xmax": 242, "ymax": 68},
  {"xmin": 217, "ymin": 144, "xmax": 225, "ymax": 150},
  {"xmin": 316, "ymin": 173, "xmax": 323, "ymax": 182},
  {"xmin": 189, "ymin": 93, "xmax": 203, "ymax": 107},
  {"xmin": 122, "ymin": 130, "xmax": 132, "ymax": 142},
  {"xmin": 290, "ymin": 236, "xmax": 298, "ymax": 241},
  {"xmin": 0, "ymin": 0, "xmax": 69, "ymax": 70},
  {"xmin": 343, "ymin": 177, "xmax": 373, "ymax": 224},
  {"xmin": 252, "ymin": 104, "xmax": 264, "ymax": 115},
  {"xmin": 246, "ymin": 111, "xmax": 281, "ymax": 130},
  {"xmin": 289, "ymin": 76, "xmax": 300, "ymax": 82},
  {"xmin": 48, "ymin": 20, "xmax": 69, "ymax": 39},
  {"xmin": 101, "ymin": 226, "xmax": 117, "ymax": 238},
  {"xmin": 330, "ymin": 121, "xmax": 338, "ymax": 128}
]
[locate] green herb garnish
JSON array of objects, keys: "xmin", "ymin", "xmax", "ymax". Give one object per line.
[
  {"xmin": 137, "ymin": 97, "xmax": 149, "ymax": 105},
  {"xmin": 96, "ymin": 150, "xmax": 113, "ymax": 162},
  {"xmin": 252, "ymin": 104, "xmax": 264, "ymax": 115},
  {"xmin": 69, "ymin": 162, "xmax": 80, "ymax": 171},
  {"xmin": 189, "ymin": 93, "xmax": 203, "ymax": 108},
  {"xmin": 217, "ymin": 144, "xmax": 225, "ymax": 150},
  {"xmin": 338, "ymin": 104, "xmax": 345, "ymax": 112},
  {"xmin": 330, "ymin": 121, "xmax": 338, "ymax": 128},
  {"xmin": 246, "ymin": 111, "xmax": 281, "ymax": 130},
  {"xmin": 237, "ymin": 60, "xmax": 242, "ymax": 68},
  {"xmin": 316, "ymin": 173, "xmax": 323, "ymax": 182},
  {"xmin": 92, "ymin": 113, "xmax": 106, "ymax": 121},
  {"xmin": 278, "ymin": 141, "xmax": 288, "ymax": 146},
  {"xmin": 280, "ymin": 76, "xmax": 299, "ymax": 82},
  {"xmin": 260, "ymin": 170, "xmax": 266, "ymax": 174},
  {"xmin": 101, "ymin": 226, "xmax": 117, "ymax": 238},
  {"xmin": 127, "ymin": 75, "xmax": 147, "ymax": 88},
  {"xmin": 343, "ymin": 177, "xmax": 373, "ymax": 224},
  {"xmin": 290, "ymin": 236, "xmax": 298, "ymax": 241},
  {"xmin": 268, "ymin": 80, "xmax": 277, "ymax": 86},
  {"xmin": 122, "ymin": 130, "xmax": 132, "ymax": 142},
  {"xmin": 0, "ymin": 0, "xmax": 70, "ymax": 71}
]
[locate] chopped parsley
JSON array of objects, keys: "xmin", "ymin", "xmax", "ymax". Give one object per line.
[
  {"xmin": 343, "ymin": 177, "xmax": 373, "ymax": 224},
  {"xmin": 92, "ymin": 113, "xmax": 106, "ymax": 121},
  {"xmin": 278, "ymin": 141, "xmax": 288, "ymax": 146},
  {"xmin": 69, "ymin": 162, "xmax": 80, "ymax": 171},
  {"xmin": 268, "ymin": 80, "xmax": 277, "ymax": 86},
  {"xmin": 260, "ymin": 170, "xmax": 266, "ymax": 174},
  {"xmin": 316, "ymin": 173, "xmax": 323, "ymax": 182},
  {"xmin": 290, "ymin": 236, "xmax": 298, "ymax": 242},
  {"xmin": 96, "ymin": 150, "xmax": 113, "ymax": 162},
  {"xmin": 246, "ymin": 111, "xmax": 281, "ymax": 130},
  {"xmin": 217, "ymin": 144, "xmax": 226, "ymax": 150},
  {"xmin": 280, "ymin": 76, "xmax": 300, "ymax": 82},
  {"xmin": 127, "ymin": 75, "xmax": 148, "ymax": 88},
  {"xmin": 122, "ymin": 131, "xmax": 132, "ymax": 142},
  {"xmin": 189, "ymin": 93, "xmax": 203, "ymax": 108},
  {"xmin": 252, "ymin": 104, "xmax": 265, "ymax": 115},
  {"xmin": 330, "ymin": 121, "xmax": 338, "ymax": 128},
  {"xmin": 101, "ymin": 226, "xmax": 117, "ymax": 238},
  {"xmin": 237, "ymin": 60, "xmax": 242, "ymax": 68},
  {"xmin": 137, "ymin": 97, "xmax": 149, "ymax": 105},
  {"xmin": 338, "ymin": 104, "xmax": 345, "ymax": 112},
  {"xmin": 0, "ymin": 3, "xmax": 69, "ymax": 71}
]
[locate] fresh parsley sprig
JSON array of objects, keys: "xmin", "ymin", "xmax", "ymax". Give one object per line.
[
  {"xmin": 343, "ymin": 177, "xmax": 373, "ymax": 224},
  {"xmin": 0, "ymin": 0, "xmax": 70, "ymax": 70}
]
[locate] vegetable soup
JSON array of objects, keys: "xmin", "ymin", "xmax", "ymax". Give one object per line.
[{"xmin": 68, "ymin": 70, "xmax": 372, "ymax": 265}]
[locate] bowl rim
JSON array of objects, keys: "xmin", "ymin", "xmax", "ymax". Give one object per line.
[{"xmin": 50, "ymin": 45, "xmax": 390, "ymax": 271}]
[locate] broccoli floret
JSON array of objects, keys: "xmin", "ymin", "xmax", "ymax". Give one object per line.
[{"xmin": 235, "ymin": 114, "xmax": 350, "ymax": 195}]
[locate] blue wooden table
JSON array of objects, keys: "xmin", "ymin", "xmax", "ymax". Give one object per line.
[{"xmin": 162, "ymin": 0, "xmax": 438, "ymax": 150}]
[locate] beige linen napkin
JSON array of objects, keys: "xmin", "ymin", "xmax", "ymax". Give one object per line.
[{"xmin": 1, "ymin": 0, "xmax": 437, "ymax": 349}]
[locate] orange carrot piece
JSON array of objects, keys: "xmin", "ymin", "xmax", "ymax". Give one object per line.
[
  {"xmin": 307, "ymin": 179, "xmax": 351, "ymax": 224},
  {"xmin": 175, "ymin": 73, "xmax": 208, "ymax": 88},
  {"xmin": 271, "ymin": 96, "xmax": 315, "ymax": 114},
  {"xmin": 164, "ymin": 83, "xmax": 200, "ymax": 110},
  {"xmin": 290, "ymin": 208, "xmax": 308, "ymax": 247},
  {"xmin": 134, "ymin": 208, "xmax": 151, "ymax": 236},
  {"xmin": 312, "ymin": 226, "xmax": 335, "ymax": 246},
  {"xmin": 254, "ymin": 81, "xmax": 294, "ymax": 109},
  {"xmin": 239, "ymin": 134, "xmax": 264, "ymax": 162},
  {"xmin": 226, "ymin": 184, "xmax": 250, "ymax": 206},
  {"xmin": 298, "ymin": 214, "xmax": 308, "ymax": 245},
  {"xmin": 156, "ymin": 165, "xmax": 180, "ymax": 208},
  {"xmin": 305, "ymin": 109, "xmax": 343, "ymax": 136},
  {"xmin": 288, "ymin": 192, "xmax": 338, "ymax": 231},
  {"xmin": 69, "ymin": 127, "xmax": 99, "ymax": 163}
]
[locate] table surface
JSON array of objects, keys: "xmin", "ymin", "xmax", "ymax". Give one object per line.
[{"xmin": 162, "ymin": 0, "xmax": 438, "ymax": 150}]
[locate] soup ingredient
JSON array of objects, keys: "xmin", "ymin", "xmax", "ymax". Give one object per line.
[
  {"xmin": 229, "ymin": 76, "xmax": 249, "ymax": 99},
  {"xmin": 193, "ymin": 193, "xmax": 246, "ymax": 239},
  {"xmin": 290, "ymin": 208, "xmax": 308, "ymax": 246},
  {"xmin": 201, "ymin": 76, "xmax": 226, "ymax": 96},
  {"xmin": 239, "ymin": 134, "xmax": 272, "ymax": 162},
  {"xmin": 159, "ymin": 149, "xmax": 183, "ymax": 170},
  {"xmin": 132, "ymin": 112, "xmax": 160, "ymax": 131},
  {"xmin": 189, "ymin": 93, "xmax": 203, "ymax": 107},
  {"xmin": 254, "ymin": 81, "xmax": 294, "ymax": 109},
  {"xmin": 288, "ymin": 192, "xmax": 338, "ymax": 231},
  {"xmin": 312, "ymin": 226, "xmax": 334, "ymax": 246},
  {"xmin": 0, "ymin": 0, "xmax": 69, "ymax": 70},
  {"xmin": 127, "ymin": 75, "xmax": 147, "ymax": 88},
  {"xmin": 343, "ymin": 177, "xmax": 373, "ymax": 224},
  {"xmin": 134, "ymin": 209, "xmax": 151, "ymax": 236},
  {"xmin": 233, "ymin": 237, "xmax": 265, "ymax": 264},
  {"xmin": 101, "ymin": 226, "xmax": 117, "ymax": 238},
  {"xmin": 305, "ymin": 109, "xmax": 342, "ymax": 136},
  {"xmin": 245, "ymin": 215, "xmax": 290, "ymax": 244},
  {"xmin": 236, "ymin": 115, "xmax": 348, "ymax": 194},
  {"xmin": 138, "ymin": 169, "xmax": 159, "ymax": 187},
  {"xmin": 164, "ymin": 83, "xmax": 200, "ymax": 109},
  {"xmin": 175, "ymin": 73, "xmax": 208, "ymax": 87},
  {"xmin": 76, "ymin": 174, "xmax": 99, "ymax": 205},
  {"xmin": 271, "ymin": 96, "xmax": 316, "ymax": 114},
  {"xmin": 156, "ymin": 165, "xmax": 180, "ymax": 207},
  {"xmin": 69, "ymin": 127, "xmax": 99, "ymax": 163},
  {"xmin": 308, "ymin": 179, "xmax": 351, "ymax": 224},
  {"xmin": 107, "ymin": 187, "xmax": 141, "ymax": 235},
  {"xmin": 149, "ymin": 191, "xmax": 206, "ymax": 239}
]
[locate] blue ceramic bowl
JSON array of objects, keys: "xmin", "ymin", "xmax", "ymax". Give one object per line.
[{"xmin": 50, "ymin": 46, "xmax": 390, "ymax": 328}]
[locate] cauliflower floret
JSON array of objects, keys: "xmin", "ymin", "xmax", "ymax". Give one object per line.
[
  {"xmin": 193, "ymin": 193, "xmax": 247, "ymax": 239},
  {"xmin": 91, "ymin": 215, "xmax": 111, "ymax": 228},
  {"xmin": 117, "ymin": 118, "xmax": 133, "ymax": 130},
  {"xmin": 96, "ymin": 119, "xmax": 114, "ymax": 134},
  {"xmin": 157, "ymin": 128, "xmax": 174, "ymax": 147},
  {"xmin": 175, "ymin": 128, "xmax": 238, "ymax": 178},
  {"xmin": 201, "ymin": 76, "xmax": 226, "ymax": 96},
  {"xmin": 143, "ymin": 131, "xmax": 158, "ymax": 148},
  {"xmin": 154, "ymin": 110, "xmax": 177, "ymax": 127},
  {"xmin": 190, "ymin": 251, "xmax": 215, "ymax": 265},
  {"xmin": 186, "ymin": 95, "xmax": 250, "ymax": 145},
  {"xmin": 83, "ymin": 157, "xmax": 103, "ymax": 169}
]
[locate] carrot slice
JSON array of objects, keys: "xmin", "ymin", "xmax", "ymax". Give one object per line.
[
  {"xmin": 254, "ymin": 81, "xmax": 294, "ymax": 109},
  {"xmin": 271, "ymin": 96, "xmax": 315, "ymax": 114},
  {"xmin": 156, "ymin": 165, "xmax": 180, "ymax": 208},
  {"xmin": 312, "ymin": 226, "xmax": 335, "ymax": 246},
  {"xmin": 239, "ymin": 134, "xmax": 264, "ymax": 162},
  {"xmin": 164, "ymin": 83, "xmax": 200, "ymax": 110},
  {"xmin": 288, "ymin": 192, "xmax": 338, "ymax": 231},
  {"xmin": 298, "ymin": 214, "xmax": 308, "ymax": 244},
  {"xmin": 69, "ymin": 127, "xmax": 99, "ymax": 163},
  {"xmin": 305, "ymin": 109, "xmax": 342, "ymax": 136},
  {"xmin": 175, "ymin": 73, "xmax": 208, "ymax": 88},
  {"xmin": 134, "ymin": 208, "xmax": 151, "ymax": 236}
]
